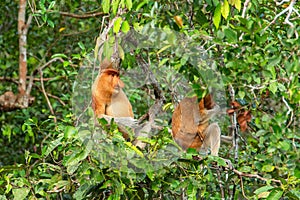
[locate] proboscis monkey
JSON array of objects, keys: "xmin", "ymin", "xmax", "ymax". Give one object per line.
[
  {"xmin": 171, "ymin": 95, "xmax": 221, "ymax": 156},
  {"xmin": 91, "ymin": 60, "xmax": 134, "ymax": 139}
]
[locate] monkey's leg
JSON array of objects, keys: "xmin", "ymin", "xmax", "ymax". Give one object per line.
[{"xmin": 202, "ymin": 122, "xmax": 221, "ymax": 156}]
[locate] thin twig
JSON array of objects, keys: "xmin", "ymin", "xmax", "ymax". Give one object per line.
[
  {"xmin": 74, "ymin": 100, "xmax": 92, "ymax": 127},
  {"xmin": 282, "ymin": 96, "xmax": 294, "ymax": 127},
  {"xmin": 0, "ymin": 76, "xmax": 62, "ymax": 82},
  {"xmin": 45, "ymin": 92, "xmax": 66, "ymax": 106},
  {"xmin": 217, "ymin": 169, "xmax": 225, "ymax": 199},
  {"xmin": 26, "ymin": 57, "xmax": 64, "ymax": 96},
  {"xmin": 241, "ymin": 0, "xmax": 251, "ymax": 18},
  {"xmin": 39, "ymin": 69, "xmax": 57, "ymax": 123},
  {"xmin": 239, "ymin": 0, "xmax": 251, "ymax": 41},
  {"xmin": 229, "ymin": 85, "xmax": 239, "ymax": 164},
  {"xmin": 58, "ymin": 11, "xmax": 104, "ymax": 19},
  {"xmin": 239, "ymin": 175, "xmax": 249, "ymax": 200},
  {"xmin": 232, "ymin": 168, "xmax": 282, "ymax": 184}
]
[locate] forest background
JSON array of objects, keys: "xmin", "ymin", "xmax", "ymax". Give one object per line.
[{"xmin": 0, "ymin": 0, "xmax": 299, "ymax": 199}]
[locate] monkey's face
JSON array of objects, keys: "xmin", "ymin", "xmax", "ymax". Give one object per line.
[
  {"xmin": 110, "ymin": 74, "xmax": 124, "ymax": 95},
  {"xmin": 100, "ymin": 69, "xmax": 125, "ymax": 95},
  {"xmin": 111, "ymin": 76, "xmax": 124, "ymax": 94}
]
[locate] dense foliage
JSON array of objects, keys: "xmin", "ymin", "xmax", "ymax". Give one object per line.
[{"xmin": 0, "ymin": 0, "xmax": 299, "ymax": 199}]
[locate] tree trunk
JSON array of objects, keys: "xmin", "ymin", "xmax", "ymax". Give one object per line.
[{"xmin": 18, "ymin": 0, "xmax": 27, "ymax": 96}]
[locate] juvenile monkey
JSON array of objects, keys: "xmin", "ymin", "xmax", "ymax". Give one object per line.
[{"xmin": 171, "ymin": 95, "xmax": 221, "ymax": 156}]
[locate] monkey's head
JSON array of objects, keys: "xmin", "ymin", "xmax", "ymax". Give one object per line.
[{"xmin": 101, "ymin": 68, "xmax": 125, "ymax": 94}]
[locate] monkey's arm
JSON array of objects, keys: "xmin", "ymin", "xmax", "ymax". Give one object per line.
[
  {"xmin": 92, "ymin": 95, "xmax": 106, "ymax": 118},
  {"xmin": 201, "ymin": 122, "xmax": 221, "ymax": 156}
]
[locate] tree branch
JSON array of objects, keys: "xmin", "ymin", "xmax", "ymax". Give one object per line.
[
  {"xmin": 263, "ymin": 0, "xmax": 298, "ymax": 32},
  {"xmin": 229, "ymin": 85, "xmax": 239, "ymax": 164},
  {"xmin": 58, "ymin": 11, "xmax": 104, "ymax": 19},
  {"xmin": 39, "ymin": 69, "xmax": 57, "ymax": 123}
]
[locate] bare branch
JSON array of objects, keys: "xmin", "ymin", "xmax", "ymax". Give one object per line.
[
  {"xmin": 276, "ymin": 0, "xmax": 291, "ymax": 6},
  {"xmin": 45, "ymin": 92, "xmax": 66, "ymax": 106},
  {"xmin": 228, "ymin": 85, "xmax": 239, "ymax": 164},
  {"xmin": 59, "ymin": 11, "xmax": 104, "ymax": 19},
  {"xmin": 26, "ymin": 57, "xmax": 64, "ymax": 96},
  {"xmin": 282, "ymin": 96, "xmax": 294, "ymax": 127},
  {"xmin": 263, "ymin": 0, "xmax": 298, "ymax": 32},
  {"xmin": 232, "ymin": 168, "xmax": 282, "ymax": 184},
  {"xmin": 39, "ymin": 69, "xmax": 57, "ymax": 123},
  {"xmin": 241, "ymin": 0, "xmax": 251, "ymax": 18}
]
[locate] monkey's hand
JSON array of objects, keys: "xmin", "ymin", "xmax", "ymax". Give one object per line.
[
  {"xmin": 101, "ymin": 114, "xmax": 138, "ymax": 128},
  {"xmin": 206, "ymin": 104, "xmax": 220, "ymax": 118}
]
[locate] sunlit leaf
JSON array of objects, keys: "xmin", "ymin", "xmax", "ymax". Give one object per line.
[
  {"xmin": 102, "ymin": 0, "xmax": 110, "ymax": 13},
  {"xmin": 112, "ymin": 0, "xmax": 120, "ymax": 15},
  {"xmin": 221, "ymin": 0, "xmax": 230, "ymax": 19},
  {"xmin": 113, "ymin": 17, "xmax": 122, "ymax": 33},
  {"xmin": 125, "ymin": 0, "xmax": 132, "ymax": 10},
  {"xmin": 213, "ymin": 3, "xmax": 221, "ymax": 29},
  {"xmin": 262, "ymin": 164, "xmax": 275, "ymax": 172},
  {"xmin": 121, "ymin": 20, "xmax": 130, "ymax": 33},
  {"xmin": 235, "ymin": 0, "xmax": 241, "ymax": 11}
]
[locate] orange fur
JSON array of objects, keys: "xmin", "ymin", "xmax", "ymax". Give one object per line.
[{"xmin": 91, "ymin": 62, "xmax": 133, "ymax": 119}]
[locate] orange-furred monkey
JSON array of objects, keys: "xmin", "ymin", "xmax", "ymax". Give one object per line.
[
  {"xmin": 91, "ymin": 61, "xmax": 134, "ymax": 119},
  {"xmin": 171, "ymin": 95, "xmax": 221, "ymax": 156},
  {"xmin": 91, "ymin": 61, "xmax": 135, "ymax": 140}
]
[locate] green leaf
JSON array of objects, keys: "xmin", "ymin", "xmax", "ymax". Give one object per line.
[
  {"xmin": 125, "ymin": 0, "xmax": 132, "ymax": 10},
  {"xmin": 118, "ymin": 45, "xmax": 125, "ymax": 60},
  {"xmin": 102, "ymin": 0, "xmax": 110, "ymax": 13},
  {"xmin": 51, "ymin": 53, "xmax": 68, "ymax": 59},
  {"xmin": 121, "ymin": 20, "xmax": 130, "ymax": 33},
  {"xmin": 238, "ymin": 90, "xmax": 245, "ymax": 99},
  {"xmin": 136, "ymin": 1, "xmax": 146, "ymax": 11},
  {"xmin": 48, "ymin": 1, "xmax": 56, "ymax": 9},
  {"xmin": 234, "ymin": 0, "xmax": 241, "ymax": 11},
  {"xmin": 157, "ymin": 44, "xmax": 171, "ymax": 54},
  {"xmin": 262, "ymin": 164, "xmax": 275, "ymax": 172},
  {"xmin": 113, "ymin": 17, "xmax": 122, "ymax": 33},
  {"xmin": 213, "ymin": 3, "xmax": 221, "ymax": 29},
  {"xmin": 269, "ymin": 82, "xmax": 278, "ymax": 94},
  {"xmin": 239, "ymin": 165, "xmax": 252, "ymax": 173},
  {"xmin": 224, "ymin": 28, "xmax": 237, "ymax": 43},
  {"xmin": 78, "ymin": 42, "xmax": 85, "ymax": 50},
  {"xmin": 279, "ymin": 141, "xmax": 290, "ymax": 151},
  {"xmin": 254, "ymin": 185, "xmax": 274, "ymax": 194},
  {"xmin": 112, "ymin": 0, "xmax": 120, "ymax": 15},
  {"xmin": 44, "ymin": 136, "xmax": 63, "ymax": 157},
  {"xmin": 64, "ymin": 126, "xmax": 77, "ymax": 139},
  {"xmin": 221, "ymin": 0, "xmax": 230, "ymax": 19},
  {"xmin": 12, "ymin": 188, "xmax": 30, "ymax": 200},
  {"xmin": 124, "ymin": 142, "xmax": 144, "ymax": 158},
  {"xmin": 47, "ymin": 20, "xmax": 54, "ymax": 28},
  {"xmin": 277, "ymin": 83, "xmax": 286, "ymax": 91},
  {"xmin": 268, "ymin": 55, "xmax": 282, "ymax": 68},
  {"xmin": 267, "ymin": 188, "xmax": 283, "ymax": 200}
]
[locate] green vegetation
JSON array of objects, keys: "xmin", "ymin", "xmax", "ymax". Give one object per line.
[{"xmin": 0, "ymin": 0, "xmax": 299, "ymax": 199}]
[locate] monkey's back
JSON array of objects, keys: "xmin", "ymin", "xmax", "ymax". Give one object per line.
[{"xmin": 171, "ymin": 97, "xmax": 205, "ymax": 151}]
